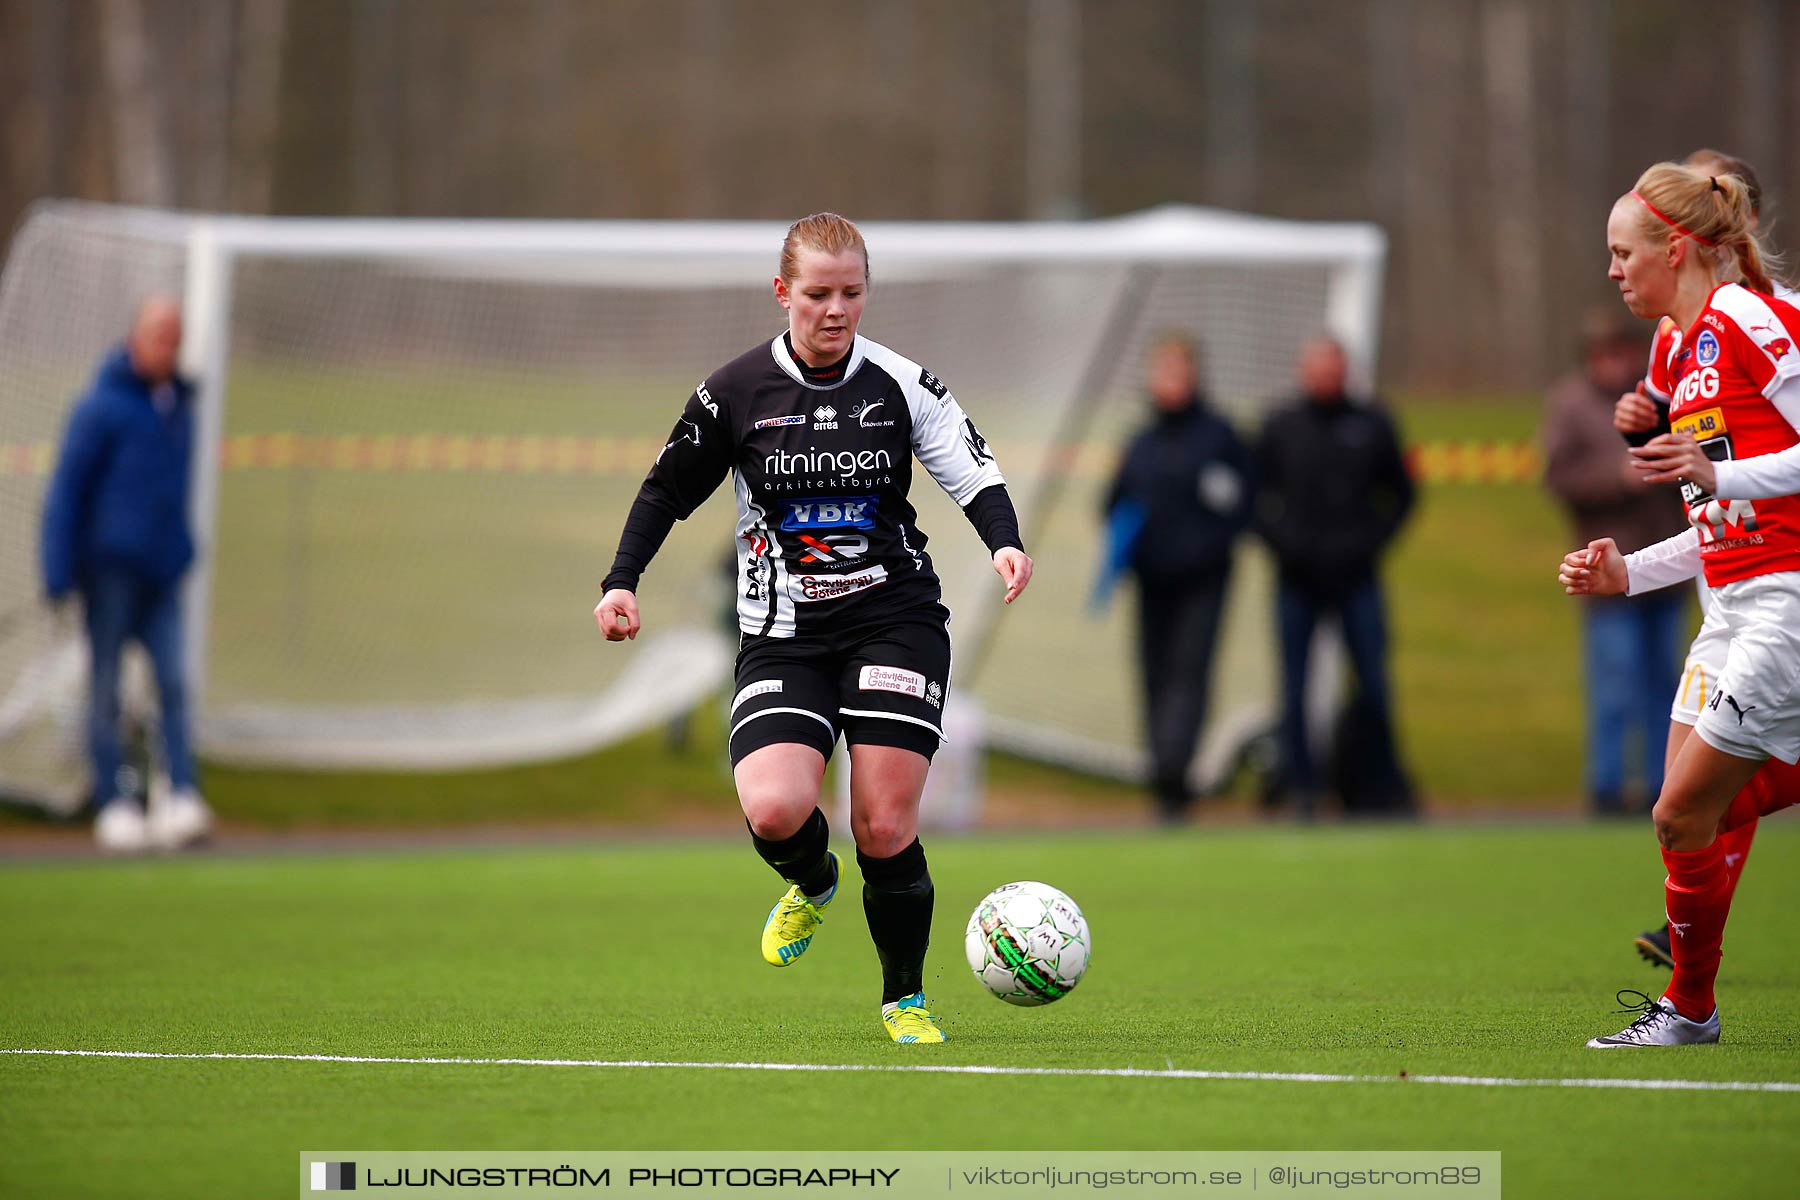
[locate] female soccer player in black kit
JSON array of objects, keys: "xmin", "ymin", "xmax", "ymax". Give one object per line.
[{"xmin": 595, "ymin": 213, "xmax": 1033, "ymax": 1043}]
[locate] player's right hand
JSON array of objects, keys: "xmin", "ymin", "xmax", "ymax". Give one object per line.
[
  {"xmin": 1557, "ymin": 538, "xmax": 1628, "ymax": 597},
  {"xmin": 594, "ymin": 588, "xmax": 640, "ymax": 641},
  {"xmin": 1614, "ymin": 385, "xmax": 1659, "ymax": 435}
]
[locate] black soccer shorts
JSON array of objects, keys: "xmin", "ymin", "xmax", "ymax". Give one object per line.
[{"xmin": 728, "ymin": 604, "xmax": 952, "ymax": 766}]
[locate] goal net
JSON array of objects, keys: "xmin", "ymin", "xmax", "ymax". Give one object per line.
[{"xmin": 0, "ymin": 203, "xmax": 1384, "ymax": 814}]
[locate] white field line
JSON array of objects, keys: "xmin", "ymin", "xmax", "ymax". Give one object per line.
[{"xmin": 4, "ymin": 1048, "xmax": 1797, "ymax": 1094}]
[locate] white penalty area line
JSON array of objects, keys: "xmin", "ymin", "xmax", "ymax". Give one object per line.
[{"xmin": 4, "ymin": 1048, "xmax": 1798, "ymax": 1094}]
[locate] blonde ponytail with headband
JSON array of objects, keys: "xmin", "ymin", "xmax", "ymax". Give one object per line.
[{"xmin": 1629, "ymin": 162, "xmax": 1779, "ymax": 294}]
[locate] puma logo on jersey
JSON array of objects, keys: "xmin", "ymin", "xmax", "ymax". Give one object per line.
[{"xmin": 1709, "ymin": 690, "xmax": 1756, "ymax": 725}]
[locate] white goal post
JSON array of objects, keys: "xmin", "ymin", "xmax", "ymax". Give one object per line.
[{"xmin": 0, "ymin": 202, "xmax": 1383, "ymax": 814}]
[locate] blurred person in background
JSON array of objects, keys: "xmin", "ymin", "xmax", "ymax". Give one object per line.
[
  {"xmin": 595, "ymin": 213, "xmax": 1031, "ymax": 1043},
  {"xmin": 1542, "ymin": 310, "xmax": 1688, "ymax": 816},
  {"xmin": 40, "ymin": 297, "xmax": 212, "ymax": 852},
  {"xmin": 1253, "ymin": 336, "xmax": 1415, "ymax": 817},
  {"xmin": 1609, "ymin": 149, "xmax": 1791, "ymax": 969},
  {"xmin": 1101, "ymin": 332, "xmax": 1252, "ymax": 822}
]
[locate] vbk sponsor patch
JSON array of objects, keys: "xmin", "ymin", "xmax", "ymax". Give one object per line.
[
  {"xmin": 1695, "ymin": 329, "xmax": 1721, "ymax": 367},
  {"xmin": 731, "ymin": 679, "xmax": 783, "ymax": 713},
  {"xmin": 859, "ymin": 664, "xmax": 926, "ymax": 698},
  {"xmin": 918, "ymin": 367, "xmax": 949, "ymax": 400},
  {"xmin": 793, "ymin": 566, "xmax": 887, "ymax": 602},
  {"xmin": 755, "ymin": 414, "xmax": 806, "ymax": 429},
  {"xmin": 781, "ymin": 496, "xmax": 878, "ymax": 530}
]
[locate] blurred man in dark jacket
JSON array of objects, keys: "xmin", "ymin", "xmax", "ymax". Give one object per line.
[
  {"xmin": 41, "ymin": 297, "xmax": 211, "ymax": 852},
  {"xmin": 1542, "ymin": 310, "xmax": 1688, "ymax": 814},
  {"xmin": 1254, "ymin": 336, "xmax": 1415, "ymax": 815},
  {"xmin": 1104, "ymin": 333, "xmax": 1253, "ymax": 820}
]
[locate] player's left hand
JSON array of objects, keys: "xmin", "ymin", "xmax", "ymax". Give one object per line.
[
  {"xmin": 1631, "ymin": 431, "xmax": 1712, "ymax": 490},
  {"xmin": 993, "ymin": 547, "xmax": 1033, "ymax": 605}
]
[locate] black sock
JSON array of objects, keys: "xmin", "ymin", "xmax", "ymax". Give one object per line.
[
  {"xmin": 749, "ymin": 808, "xmax": 837, "ymax": 897},
  {"xmin": 859, "ymin": 839, "xmax": 933, "ymax": 1005}
]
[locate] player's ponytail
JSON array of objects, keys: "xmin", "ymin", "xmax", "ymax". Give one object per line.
[
  {"xmin": 1629, "ymin": 162, "xmax": 1781, "ymax": 295},
  {"xmin": 780, "ymin": 213, "xmax": 870, "ymax": 284}
]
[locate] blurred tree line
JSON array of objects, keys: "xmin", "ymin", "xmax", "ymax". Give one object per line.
[{"xmin": 0, "ymin": 0, "xmax": 1793, "ymax": 390}]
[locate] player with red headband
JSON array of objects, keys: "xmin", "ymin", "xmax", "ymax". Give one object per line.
[
  {"xmin": 1561, "ymin": 161, "xmax": 1800, "ymax": 1047},
  {"xmin": 1610, "ymin": 152, "xmax": 1797, "ymax": 971}
]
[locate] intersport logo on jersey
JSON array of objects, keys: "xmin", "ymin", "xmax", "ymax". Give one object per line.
[{"xmin": 763, "ymin": 447, "xmax": 894, "ymax": 477}]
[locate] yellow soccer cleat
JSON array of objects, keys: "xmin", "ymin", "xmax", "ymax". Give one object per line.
[
  {"xmin": 882, "ymin": 992, "xmax": 948, "ymax": 1043},
  {"xmin": 760, "ymin": 852, "xmax": 836, "ymax": 967}
]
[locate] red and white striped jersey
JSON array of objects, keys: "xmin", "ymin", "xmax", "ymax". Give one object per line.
[
  {"xmin": 1667, "ymin": 282, "xmax": 1800, "ymax": 585},
  {"xmin": 1649, "ymin": 282, "xmax": 1799, "ymax": 401}
]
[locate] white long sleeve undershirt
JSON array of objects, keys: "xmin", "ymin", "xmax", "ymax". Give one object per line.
[
  {"xmin": 1624, "ymin": 527, "xmax": 1701, "ymax": 595},
  {"xmin": 1710, "ymin": 373, "xmax": 1800, "ymax": 498}
]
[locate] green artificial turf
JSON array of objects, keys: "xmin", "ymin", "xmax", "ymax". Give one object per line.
[{"xmin": 4, "ymin": 823, "xmax": 1797, "ymax": 1198}]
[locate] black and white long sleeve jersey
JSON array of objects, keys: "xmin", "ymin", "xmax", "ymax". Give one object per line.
[{"xmin": 604, "ymin": 332, "xmax": 1019, "ymax": 637}]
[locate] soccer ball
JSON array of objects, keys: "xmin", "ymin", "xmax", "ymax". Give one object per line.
[{"xmin": 964, "ymin": 881, "xmax": 1090, "ymax": 1006}]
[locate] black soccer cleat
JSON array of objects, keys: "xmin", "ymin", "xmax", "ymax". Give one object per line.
[{"xmin": 1634, "ymin": 923, "xmax": 1674, "ymax": 969}]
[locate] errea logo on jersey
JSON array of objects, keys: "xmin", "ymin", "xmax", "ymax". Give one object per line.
[{"xmin": 813, "ymin": 405, "xmax": 839, "ymax": 430}]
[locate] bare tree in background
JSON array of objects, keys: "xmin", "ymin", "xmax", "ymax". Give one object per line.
[
  {"xmin": 1482, "ymin": 0, "xmax": 1543, "ymax": 382},
  {"xmin": 351, "ymin": 0, "xmax": 402, "ymax": 214},
  {"xmin": 1559, "ymin": 0, "xmax": 1610, "ymax": 352},
  {"xmin": 1026, "ymin": 0, "xmax": 1081, "ymax": 219},
  {"xmin": 682, "ymin": 0, "xmax": 728, "ymax": 218},
  {"xmin": 1203, "ymin": 0, "xmax": 1256, "ymax": 210},
  {"xmin": 232, "ymin": 0, "xmax": 287, "ymax": 214},
  {"xmin": 1735, "ymin": 0, "xmax": 1782, "ymax": 199},
  {"xmin": 100, "ymin": 0, "xmax": 174, "ymax": 206},
  {"xmin": 1404, "ymin": 2, "xmax": 1476, "ymax": 384}
]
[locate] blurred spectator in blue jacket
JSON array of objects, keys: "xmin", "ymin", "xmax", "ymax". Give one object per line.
[
  {"xmin": 42, "ymin": 297, "xmax": 212, "ymax": 852},
  {"xmin": 1102, "ymin": 332, "xmax": 1253, "ymax": 821}
]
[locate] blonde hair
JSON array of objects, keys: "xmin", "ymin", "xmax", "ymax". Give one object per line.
[
  {"xmin": 1685, "ymin": 148, "xmax": 1764, "ymax": 217},
  {"xmin": 1629, "ymin": 162, "xmax": 1780, "ymax": 294},
  {"xmin": 779, "ymin": 213, "xmax": 868, "ymax": 284}
]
